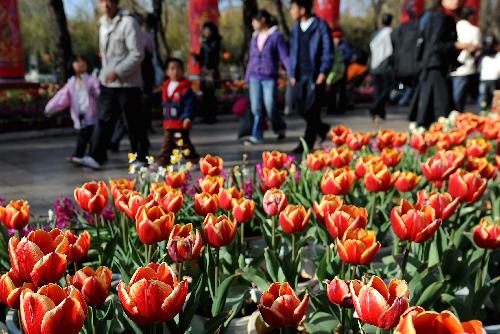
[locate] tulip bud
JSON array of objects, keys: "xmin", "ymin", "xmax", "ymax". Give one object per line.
[
  {"xmin": 329, "ymin": 125, "xmax": 352, "ymax": 146},
  {"xmin": 279, "ymin": 205, "xmax": 311, "ymax": 234},
  {"xmin": 199, "ymin": 175, "xmax": 224, "ymax": 195},
  {"xmin": 116, "ymin": 190, "xmax": 145, "ymax": 219},
  {"xmin": 262, "ymin": 150, "xmax": 288, "ymax": 169},
  {"xmin": 466, "ymin": 138, "xmax": 492, "ymax": 158},
  {"xmin": 329, "ymin": 147, "xmax": 353, "ymax": 168},
  {"xmin": 313, "ymin": 194, "xmax": 343, "ymax": 222},
  {"xmin": 218, "ymin": 187, "xmax": 243, "ymax": 211},
  {"xmin": 472, "ymin": 218, "xmax": 500, "ymax": 249},
  {"xmin": 321, "ymin": 167, "xmax": 356, "ymax": 195},
  {"xmin": 263, "ymin": 188, "xmax": 288, "ymax": 217},
  {"xmin": 70, "ymin": 266, "xmax": 112, "ymax": 308},
  {"xmin": 381, "ymin": 148, "xmax": 403, "ymax": 167},
  {"xmin": 0, "ymin": 200, "xmax": 30, "ymax": 230},
  {"xmin": 391, "ymin": 200, "xmax": 441, "ymax": 243},
  {"xmin": 65, "ymin": 230, "xmax": 91, "ymax": 263},
  {"xmin": 325, "ymin": 277, "xmax": 353, "ymax": 308},
  {"xmin": 364, "ymin": 162, "xmax": 396, "ymax": 192},
  {"xmin": 394, "ymin": 172, "xmax": 421, "ymax": 192},
  {"xmin": 74, "ymin": 181, "xmax": 109, "ymax": 214},
  {"xmin": 337, "ymin": 227, "xmax": 380, "ymax": 265},
  {"xmin": 421, "ymin": 150, "xmax": 465, "ymax": 187},
  {"xmin": 355, "ymin": 155, "xmax": 381, "ymax": 179},
  {"xmin": 376, "ymin": 129, "xmax": 408, "ymax": 150},
  {"xmin": 262, "ymin": 168, "xmax": 288, "ymax": 190},
  {"xmin": 231, "ymin": 198, "xmax": 256, "ymax": 224},
  {"xmin": 194, "ymin": 192, "xmax": 219, "ymax": 216},
  {"xmin": 416, "ymin": 190, "xmax": 459, "ymax": 221},
  {"xmin": 200, "ymin": 154, "xmax": 224, "ymax": 176},
  {"xmin": 167, "ymin": 224, "xmax": 203, "ymax": 263},
  {"xmin": 307, "ymin": 151, "xmax": 328, "ymax": 171},
  {"xmin": 160, "ymin": 188, "xmax": 184, "ymax": 213},
  {"xmin": 448, "ymin": 169, "xmax": 488, "ymax": 204},
  {"xmin": 109, "ymin": 178, "xmax": 135, "ymax": 200},
  {"xmin": 203, "ymin": 213, "xmax": 238, "ymax": 248},
  {"xmin": 135, "ymin": 202, "xmax": 175, "ymax": 245},
  {"xmin": 0, "ymin": 270, "xmax": 35, "ymax": 309},
  {"xmin": 165, "ymin": 171, "xmax": 186, "ymax": 188},
  {"xmin": 466, "ymin": 157, "xmax": 497, "ymax": 179},
  {"xmin": 325, "ymin": 205, "xmax": 367, "ymax": 239},
  {"xmin": 346, "ymin": 132, "xmax": 371, "ymax": 151}
]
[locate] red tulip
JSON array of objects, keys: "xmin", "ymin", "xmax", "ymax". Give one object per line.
[
  {"xmin": 118, "ymin": 263, "xmax": 188, "ymax": 324},
  {"xmin": 448, "ymin": 169, "xmax": 488, "ymax": 204},
  {"xmin": 391, "ymin": 200, "xmax": 441, "ymax": 243},
  {"xmin": 20, "ymin": 284, "xmax": 88, "ymax": 334},
  {"xmin": 231, "ymin": 198, "xmax": 256, "ymax": 224},
  {"xmin": 263, "ymin": 188, "xmax": 288, "ymax": 217},
  {"xmin": 135, "ymin": 202, "xmax": 175, "ymax": 245},
  {"xmin": 410, "ymin": 132, "xmax": 428, "ymax": 153},
  {"xmin": 160, "ymin": 188, "xmax": 184, "ymax": 213},
  {"xmin": 346, "ymin": 132, "xmax": 371, "ymax": 151},
  {"xmin": 496, "ymin": 155, "xmax": 500, "ymax": 169},
  {"xmin": 109, "ymin": 178, "xmax": 135, "ymax": 199},
  {"xmin": 482, "ymin": 121, "xmax": 499, "ymax": 140},
  {"xmin": 313, "ymin": 194, "xmax": 343, "ymax": 222},
  {"xmin": 0, "ymin": 270, "xmax": 35, "ymax": 309},
  {"xmin": 199, "ymin": 175, "xmax": 224, "ymax": 195},
  {"xmin": 258, "ymin": 282, "xmax": 309, "ymax": 328},
  {"xmin": 165, "ymin": 171, "xmax": 186, "ymax": 188},
  {"xmin": 279, "ymin": 205, "xmax": 312, "ymax": 234},
  {"xmin": 0, "ymin": 200, "xmax": 30, "ymax": 230},
  {"xmin": 337, "ymin": 227, "xmax": 381, "ymax": 265},
  {"xmin": 262, "ymin": 150, "xmax": 288, "ymax": 169},
  {"xmin": 394, "ymin": 172, "xmax": 422, "ymax": 192},
  {"xmin": 417, "ymin": 190, "xmax": 459, "ymax": 221},
  {"xmin": 355, "ymin": 155, "xmax": 381, "ymax": 178},
  {"xmin": 350, "ymin": 276, "xmax": 409, "ymax": 330},
  {"xmin": 167, "ymin": 224, "xmax": 203, "ymax": 262},
  {"xmin": 381, "ymin": 148, "xmax": 403, "ymax": 167},
  {"xmin": 116, "ymin": 190, "xmax": 145, "ymax": 219},
  {"xmin": 262, "ymin": 168, "xmax": 288, "ymax": 189},
  {"xmin": 466, "ymin": 157, "xmax": 497, "ymax": 179},
  {"xmin": 394, "ymin": 307, "xmax": 484, "ymax": 334},
  {"xmin": 466, "ymin": 138, "xmax": 492, "ymax": 158},
  {"xmin": 321, "ymin": 167, "xmax": 356, "ymax": 195},
  {"xmin": 329, "ymin": 125, "xmax": 352, "ymax": 146},
  {"xmin": 421, "ymin": 150, "xmax": 464, "ymax": 187},
  {"xmin": 65, "ymin": 230, "xmax": 91, "ymax": 263},
  {"xmin": 364, "ymin": 162, "xmax": 396, "ymax": 192},
  {"xmin": 473, "ymin": 218, "xmax": 500, "ymax": 249},
  {"xmin": 194, "ymin": 192, "xmax": 219, "ymax": 216},
  {"xmin": 307, "ymin": 151, "xmax": 328, "ymax": 171},
  {"xmin": 377, "ymin": 129, "xmax": 408, "ymax": 150},
  {"xmin": 218, "ymin": 187, "xmax": 243, "ymax": 211},
  {"xmin": 150, "ymin": 183, "xmax": 172, "ymax": 201},
  {"xmin": 9, "ymin": 229, "xmax": 68, "ymax": 286},
  {"xmin": 70, "ymin": 266, "xmax": 112, "ymax": 308},
  {"xmin": 325, "ymin": 277, "xmax": 352, "ymax": 308},
  {"xmin": 444, "ymin": 129, "xmax": 467, "ymax": 147},
  {"xmin": 74, "ymin": 181, "xmax": 109, "ymax": 214},
  {"xmin": 325, "ymin": 205, "xmax": 368, "ymax": 239},
  {"xmin": 203, "ymin": 213, "xmax": 238, "ymax": 248},
  {"xmin": 200, "ymin": 154, "xmax": 224, "ymax": 176},
  {"xmin": 329, "ymin": 147, "xmax": 353, "ymax": 168}
]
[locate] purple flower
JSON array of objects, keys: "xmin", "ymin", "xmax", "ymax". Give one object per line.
[
  {"xmin": 243, "ymin": 180, "xmax": 254, "ymax": 199},
  {"xmin": 101, "ymin": 204, "xmax": 115, "ymax": 222},
  {"xmin": 256, "ymin": 163, "xmax": 263, "ymax": 179},
  {"xmin": 295, "ymin": 170, "xmax": 301, "ymax": 184},
  {"xmin": 0, "ymin": 196, "xmax": 4, "ymax": 206},
  {"xmin": 83, "ymin": 211, "xmax": 95, "ymax": 225},
  {"xmin": 54, "ymin": 196, "xmax": 77, "ymax": 229}
]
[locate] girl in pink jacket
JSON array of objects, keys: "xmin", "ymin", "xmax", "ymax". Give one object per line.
[{"xmin": 45, "ymin": 56, "xmax": 100, "ymax": 162}]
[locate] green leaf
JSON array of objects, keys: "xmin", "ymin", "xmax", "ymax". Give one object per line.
[
  {"xmin": 180, "ymin": 272, "xmax": 205, "ymax": 332},
  {"xmin": 264, "ymin": 247, "xmax": 287, "ymax": 283},
  {"xmin": 203, "ymin": 313, "xmax": 227, "ymax": 334},
  {"xmin": 415, "ymin": 281, "xmax": 444, "ymax": 309},
  {"xmin": 304, "ymin": 311, "xmax": 339, "ymax": 334},
  {"xmin": 102, "ymin": 237, "xmax": 118, "ymax": 268},
  {"xmin": 240, "ymin": 266, "xmax": 270, "ymax": 292},
  {"xmin": 211, "ymin": 274, "xmax": 238, "ymax": 317}
]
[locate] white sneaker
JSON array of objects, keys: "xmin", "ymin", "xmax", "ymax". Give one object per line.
[
  {"xmin": 78, "ymin": 156, "xmax": 101, "ymax": 169},
  {"xmin": 71, "ymin": 156, "xmax": 83, "ymax": 164},
  {"xmin": 244, "ymin": 136, "xmax": 263, "ymax": 146}
]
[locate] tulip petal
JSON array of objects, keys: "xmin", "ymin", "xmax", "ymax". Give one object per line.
[
  {"xmin": 258, "ymin": 304, "xmax": 286, "ymax": 328},
  {"xmin": 20, "ymin": 290, "xmax": 56, "ymax": 334},
  {"xmin": 40, "ymin": 293, "xmax": 87, "ymax": 334},
  {"xmin": 378, "ymin": 296, "xmax": 409, "ymax": 330},
  {"xmin": 357, "ymin": 285, "xmax": 390, "ymax": 327},
  {"xmin": 31, "ymin": 252, "xmax": 68, "ymax": 286}
]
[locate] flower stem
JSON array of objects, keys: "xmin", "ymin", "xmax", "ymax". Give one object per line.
[
  {"xmin": 291, "ymin": 233, "xmax": 296, "ymax": 265},
  {"xmin": 368, "ymin": 194, "xmax": 377, "ymax": 228},
  {"xmin": 401, "ymin": 242, "xmax": 411, "ymax": 278},
  {"xmin": 341, "ymin": 261, "xmax": 347, "ymax": 280},
  {"xmin": 341, "ymin": 307, "xmax": 347, "ymax": 334},
  {"xmin": 214, "ymin": 247, "xmax": 220, "ymax": 290},
  {"xmin": 94, "ymin": 213, "xmax": 102, "ymax": 263},
  {"xmin": 271, "ymin": 216, "xmax": 276, "ymax": 248},
  {"xmin": 121, "ymin": 212, "xmax": 128, "ymax": 252},
  {"xmin": 176, "ymin": 262, "xmax": 183, "ymax": 279},
  {"xmin": 240, "ymin": 224, "xmax": 245, "ymax": 256},
  {"xmin": 476, "ymin": 248, "xmax": 488, "ymax": 292},
  {"xmin": 92, "ymin": 306, "xmax": 97, "ymax": 334}
]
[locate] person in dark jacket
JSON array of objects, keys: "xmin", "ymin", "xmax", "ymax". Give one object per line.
[
  {"xmin": 156, "ymin": 58, "xmax": 199, "ymax": 166},
  {"xmin": 289, "ymin": 0, "xmax": 333, "ymax": 154},
  {"xmin": 244, "ymin": 10, "xmax": 289, "ymax": 144},
  {"xmin": 409, "ymin": 0, "xmax": 461, "ymax": 128},
  {"xmin": 198, "ymin": 22, "xmax": 221, "ymax": 124}
]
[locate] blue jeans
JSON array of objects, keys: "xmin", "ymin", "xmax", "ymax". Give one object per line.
[
  {"xmin": 249, "ymin": 78, "xmax": 286, "ymax": 140},
  {"xmin": 452, "ymin": 75, "xmax": 471, "ymax": 112},
  {"xmin": 479, "ymin": 80, "xmax": 496, "ymax": 110}
]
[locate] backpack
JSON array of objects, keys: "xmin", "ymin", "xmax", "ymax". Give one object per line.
[{"xmin": 392, "ymin": 21, "xmax": 421, "ymax": 79}]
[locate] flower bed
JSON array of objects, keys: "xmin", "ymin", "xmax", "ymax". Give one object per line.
[{"xmin": 0, "ymin": 112, "xmax": 499, "ymax": 334}]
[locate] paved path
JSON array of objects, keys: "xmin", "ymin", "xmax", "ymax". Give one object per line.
[{"xmin": 0, "ymin": 105, "xmax": 410, "ymax": 215}]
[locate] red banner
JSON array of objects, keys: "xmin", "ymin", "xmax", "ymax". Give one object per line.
[
  {"xmin": 314, "ymin": 0, "xmax": 340, "ymax": 29},
  {"xmin": 463, "ymin": 0, "xmax": 480, "ymax": 25},
  {"xmin": 0, "ymin": 0, "xmax": 25, "ymax": 78},
  {"xmin": 400, "ymin": 0, "xmax": 425, "ymax": 23},
  {"xmin": 188, "ymin": 0, "xmax": 219, "ymax": 76}
]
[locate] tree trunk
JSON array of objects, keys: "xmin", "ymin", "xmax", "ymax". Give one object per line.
[
  {"xmin": 242, "ymin": 0, "xmax": 258, "ymax": 63},
  {"xmin": 152, "ymin": 0, "xmax": 169, "ymax": 68},
  {"xmin": 49, "ymin": 0, "xmax": 73, "ymax": 82},
  {"xmin": 274, "ymin": 0, "xmax": 289, "ymax": 37},
  {"xmin": 371, "ymin": 0, "xmax": 384, "ymax": 29}
]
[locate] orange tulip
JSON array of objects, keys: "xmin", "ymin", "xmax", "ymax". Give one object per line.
[
  {"xmin": 410, "ymin": 132, "xmax": 428, "ymax": 153},
  {"xmin": 466, "ymin": 138, "xmax": 492, "ymax": 158},
  {"xmin": 65, "ymin": 230, "xmax": 91, "ymax": 263},
  {"xmin": 160, "ymin": 188, "xmax": 184, "ymax": 213},
  {"xmin": 0, "ymin": 270, "xmax": 35, "ymax": 309},
  {"xmin": 346, "ymin": 132, "xmax": 371, "ymax": 151},
  {"xmin": 262, "ymin": 150, "xmax": 288, "ymax": 169},
  {"xmin": 135, "ymin": 202, "xmax": 175, "ymax": 245},
  {"xmin": 325, "ymin": 205, "xmax": 367, "ymax": 239},
  {"xmin": 150, "ymin": 182, "xmax": 171, "ymax": 195},
  {"xmin": 381, "ymin": 148, "xmax": 403, "ymax": 167},
  {"xmin": 466, "ymin": 157, "xmax": 497, "ymax": 179},
  {"xmin": 391, "ymin": 200, "xmax": 441, "ymax": 243},
  {"xmin": 325, "ymin": 277, "xmax": 352, "ymax": 308},
  {"xmin": 448, "ymin": 169, "xmax": 488, "ymax": 204},
  {"xmin": 328, "ymin": 147, "xmax": 353, "ymax": 168},
  {"xmin": 218, "ymin": 187, "xmax": 243, "ymax": 211},
  {"xmin": 279, "ymin": 205, "xmax": 312, "ymax": 234},
  {"xmin": 482, "ymin": 121, "xmax": 499, "ymax": 140},
  {"xmin": 199, "ymin": 154, "xmax": 224, "ymax": 176},
  {"xmin": 262, "ymin": 167, "xmax": 288, "ymax": 189},
  {"xmin": 421, "ymin": 150, "xmax": 464, "ymax": 186},
  {"xmin": 203, "ymin": 213, "xmax": 238, "ymax": 248},
  {"xmin": 70, "ymin": 266, "xmax": 112, "ymax": 308},
  {"xmin": 313, "ymin": 194, "xmax": 343, "ymax": 222},
  {"xmin": 376, "ymin": 129, "xmax": 408, "ymax": 150},
  {"xmin": 329, "ymin": 125, "xmax": 352, "ymax": 146},
  {"xmin": 394, "ymin": 172, "xmax": 421, "ymax": 192},
  {"xmin": 74, "ymin": 181, "xmax": 109, "ymax": 214},
  {"xmin": 20, "ymin": 284, "xmax": 88, "ymax": 334},
  {"xmin": 472, "ymin": 218, "xmax": 500, "ymax": 249},
  {"xmin": 394, "ymin": 306, "xmax": 484, "ymax": 334},
  {"xmin": 307, "ymin": 150, "xmax": 328, "ymax": 171},
  {"xmin": 167, "ymin": 223, "xmax": 203, "ymax": 262},
  {"xmin": 351, "ymin": 276, "xmax": 409, "ymax": 330},
  {"xmin": 337, "ymin": 227, "xmax": 381, "ymax": 265},
  {"xmin": 263, "ymin": 188, "xmax": 288, "ymax": 217},
  {"xmin": 321, "ymin": 168, "xmax": 356, "ymax": 195},
  {"xmin": 364, "ymin": 162, "xmax": 396, "ymax": 192},
  {"xmin": 231, "ymin": 198, "xmax": 256, "ymax": 224},
  {"xmin": 0, "ymin": 200, "xmax": 30, "ymax": 230},
  {"xmin": 165, "ymin": 171, "xmax": 186, "ymax": 188},
  {"xmin": 445, "ymin": 129, "xmax": 467, "ymax": 147},
  {"xmin": 199, "ymin": 175, "xmax": 224, "ymax": 195},
  {"xmin": 416, "ymin": 190, "xmax": 459, "ymax": 221},
  {"xmin": 194, "ymin": 192, "xmax": 219, "ymax": 216},
  {"xmin": 109, "ymin": 178, "xmax": 135, "ymax": 199},
  {"xmin": 355, "ymin": 155, "xmax": 381, "ymax": 178},
  {"xmin": 116, "ymin": 190, "xmax": 145, "ymax": 219}
]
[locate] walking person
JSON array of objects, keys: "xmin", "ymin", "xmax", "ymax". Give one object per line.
[
  {"xmin": 369, "ymin": 13, "xmax": 394, "ymax": 123},
  {"xmin": 78, "ymin": 0, "xmax": 149, "ymax": 169},
  {"xmin": 327, "ymin": 28, "xmax": 351, "ymax": 115},
  {"xmin": 409, "ymin": 0, "xmax": 461, "ymax": 128},
  {"xmin": 44, "ymin": 56, "xmax": 99, "ymax": 162},
  {"xmin": 450, "ymin": 7, "xmax": 481, "ymax": 112},
  {"xmin": 244, "ymin": 10, "xmax": 289, "ymax": 145},
  {"xmin": 478, "ymin": 36, "xmax": 500, "ymax": 111},
  {"xmin": 288, "ymin": 0, "xmax": 333, "ymax": 154}
]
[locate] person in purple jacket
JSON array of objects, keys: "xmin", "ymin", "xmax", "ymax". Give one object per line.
[{"xmin": 244, "ymin": 10, "xmax": 290, "ymax": 145}]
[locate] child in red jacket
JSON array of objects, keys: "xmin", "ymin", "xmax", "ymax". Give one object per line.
[{"xmin": 156, "ymin": 58, "xmax": 199, "ymax": 166}]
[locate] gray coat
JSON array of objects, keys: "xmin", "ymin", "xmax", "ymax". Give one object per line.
[{"xmin": 99, "ymin": 10, "xmax": 144, "ymax": 88}]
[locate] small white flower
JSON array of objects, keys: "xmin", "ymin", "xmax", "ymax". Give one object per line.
[
  {"xmin": 408, "ymin": 122, "xmax": 417, "ymax": 132},
  {"xmin": 157, "ymin": 166, "xmax": 167, "ymax": 177},
  {"xmin": 128, "ymin": 165, "xmax": 136, "ymax": 174},
  {"xmin": 47, "ymin": 209, "xmax": 54, "ymax": 221},
  {"xmin": 167, "ymin": 165, "xmax": 174, "ymax": 173},
  {"xmin": 174, "ymin": 132, "xmax": 182, "ymax": 139},
  {"xmin": 438, "ymin": 117, "xmax": 447, "ymax": 125},
  {"xmin": 139, "ymin": 166, "xmax": 149, "ymax": 175},
  {"xmin": 449, "ymin": 110, "xmax": 459, "ymax": 123},
  {"xmin": 146, "ymin": 156, "xmax": 155, "ymax": 164}
]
